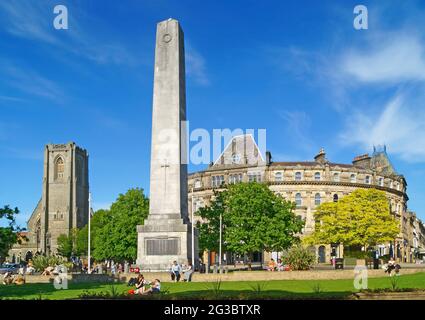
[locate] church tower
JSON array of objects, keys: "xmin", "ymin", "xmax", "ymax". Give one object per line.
[{"xmin": 39, "ymin": 142, "xmax": 89, "ymax": 255}]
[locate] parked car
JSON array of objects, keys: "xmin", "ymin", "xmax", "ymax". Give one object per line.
[{"xmin": 0, "ymin": 263, "xmax": 21, "ymax": 275}]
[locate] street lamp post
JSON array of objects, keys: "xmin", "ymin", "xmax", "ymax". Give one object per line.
[
  {"xmin": 219, "ymin": 210, "xmax": 223, "ymax": 273},
  {"xmin": 191, "ymin": 187, "xmax": 195, "ymax": 268},
  {"xmin": 88, "ymin": 192, "xmax": 91, "ymax": 274}
]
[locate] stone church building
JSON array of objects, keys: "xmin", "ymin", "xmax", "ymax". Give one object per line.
[{"xmin": 8, "ymin": 142, "xmax": 89, "ymax": 262}]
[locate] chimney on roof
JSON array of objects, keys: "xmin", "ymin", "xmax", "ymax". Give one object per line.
[
  {"xmin": 266, "ymin": 151, "xmax": 272, "ymax": 165},
  {"xmin": 352, "ymin": 153, "xmax": 371, "ymax": 169},
  {"xmin": 314, "ymin": 148, "xmax": 327, "ymax": 164}
]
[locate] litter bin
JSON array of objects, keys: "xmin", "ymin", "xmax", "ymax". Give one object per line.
[{"xmin": 335, "ymin": 258, "xmax": 344, "ymax": 270}]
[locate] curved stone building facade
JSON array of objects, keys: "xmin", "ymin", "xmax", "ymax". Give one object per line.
[{"xmin": 187, "ymin": 135, "xmax": 412, "ymax": 264}]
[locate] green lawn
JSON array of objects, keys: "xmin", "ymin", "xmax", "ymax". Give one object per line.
[{"xmin": 1, "ymin": 272, "xmax": 425, "ymax": 300}]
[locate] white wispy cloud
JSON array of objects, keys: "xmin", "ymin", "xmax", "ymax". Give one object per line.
[
  {"xmin": 1, "ymin": 63, "xmax": 65, "ymax": 102},
  {"xmin": 0, "ymin": 0, "xmax": 139, "ymax": 66},
  {"xmin": 186, "ymin": 44, "xmax": 210, "ymax": 86},
  {"xmin": 340, "ymin": 33, "xmax": 425, "ymax": 84},
  {"xmin": 340, "ymin": 93, "xmax": 425, "ymax": 162}
]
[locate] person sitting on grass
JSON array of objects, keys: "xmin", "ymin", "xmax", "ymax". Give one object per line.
[
  {"xmin": 135, "ymin": 274, "xmax": 150, "ymax": 294},
  {"xmin": 142, "ymin": 279, "xmax": 161, "ymax": 294},
  {"xmin": 2, "ymin": 272, "xmax": 14, "ymax": 285},
  {"xmin": 276, "ymin": 259, "xmax": 284, "ymax": 271},
  {"xmin": 267, "ymin": 258, "xmax": 276, "ymax": 271},
  {"xmin": 183, "ymin": 262, "xmax": 194, "ymax": 282}
]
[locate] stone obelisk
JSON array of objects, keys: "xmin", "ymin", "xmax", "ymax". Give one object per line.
[{"xmin": 136, "ymin": 19, "xmax": 195, "ymax": 271}]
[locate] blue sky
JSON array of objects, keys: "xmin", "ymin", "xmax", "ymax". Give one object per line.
[{"xmin": 1, "ymin": 0, "xmax": 425, "ymax": 226}]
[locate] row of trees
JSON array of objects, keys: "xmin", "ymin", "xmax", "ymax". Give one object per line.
[
  {"xmin": 5, "ymin": 183, "xmax": 397, "ymax": 267},
  {"xmin": 57, "ymin": 188, "xmax": 149, "ymax": 262}
]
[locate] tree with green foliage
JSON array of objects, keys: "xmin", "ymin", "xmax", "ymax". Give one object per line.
[
  {"xmin": 57, "ymin": 228, "xmax": 80, "ymax": 258},
  {"xmin": 76, "ymin": 209, "xmax": 110, "ymax": 257},
  {"xmin": 305, "ymin": 189, "xmax": 399, "ymax": 251},
  {"xmin": 92, "ymin": 188, "xmax": 149, "ymax": 262},
  {"xmin": 0, "ymin": 206, "xmax": 26, "ymax": 263},
  {"xmin": 197, "ymin": 182, "xmax": 304, "ymax": 268}
]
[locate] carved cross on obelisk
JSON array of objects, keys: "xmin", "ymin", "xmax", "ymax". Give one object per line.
[{"xmin": 160, "ymin": 159, "xmax": 170, "ymax": 199}]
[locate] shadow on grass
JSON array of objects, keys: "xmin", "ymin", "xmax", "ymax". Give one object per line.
[{"xmin": 0, "ymin": 281, "xmax": 110, "ymax": 300}]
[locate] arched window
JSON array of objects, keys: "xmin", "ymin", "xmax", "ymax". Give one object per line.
[
  {"xmin": 295, "ymin": 172, "xmax": 302, "ymax": 181},
  {"xmin": 350, "ymin": 174, "xmax": 356, "ymax": 183},
  {"xmin": 275, "ymin": 172, "xmax": 283, "ymax": 182},
  {"xmin": 333, "ymin": 194, "xmax": 339, "ymax": 202},
  {"xmin": 314, "ymin": 193, "xmax": 321, "ymax": 206},
  {"xmin": 333, "ymin": 172, "xmax": 340, "ymax": 182},
  {"xmin": 295, "ymin": 193, "xmax": 302, "ymax": 207},
  {"xmin": 55, "ymin": 157, "xmax": 65, "ymax": 180},
  {"xmin": 365, "ymin": 175, "xmax": 371, "ymax": 184},
  {"xmin": 314, "ymin": 172, "xmax": 321, "ymax": 181}
]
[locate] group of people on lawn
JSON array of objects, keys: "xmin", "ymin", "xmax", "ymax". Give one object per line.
[
  {"xmin": 128, "ymin": 260, "xmax": 193, "ymax": 295},
  {"xmin": 267, "ymin": 258, "xmax": 290, "ymax": 271}
]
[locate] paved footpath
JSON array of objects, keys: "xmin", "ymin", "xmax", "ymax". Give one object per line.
[{"xmin": 24, "ymin": 266, "xmax": 425, "ymax": 283}]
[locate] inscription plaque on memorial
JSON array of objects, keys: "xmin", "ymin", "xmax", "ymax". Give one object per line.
[{"xmin": 146, "ymin": 238, "xmax": 180, "ymax": 255}]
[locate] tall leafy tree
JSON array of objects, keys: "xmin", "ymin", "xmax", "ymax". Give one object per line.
[
  {"xmin": 92, "ymin": 188, "xmax": 149, "ymax": 262},
  {"xmin": 305, "ymin": 188, "xmax": 399, "ymax": 250},
  {"xmin": 197, "ymin": 183, "xmax": 304, "ymax": 267},
  {"xmin": 0, "ymin": 206, "xmax": 25, "ymax": 263}
]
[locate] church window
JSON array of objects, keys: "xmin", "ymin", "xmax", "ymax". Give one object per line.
[
  {"xmin": 55, "ymin": 157, "xmax": 65, "ymax": 180},
  {"xmin": 314, "ymin": 172, "xmax": 321, "ymax": 181},
  {"xmin": 295, "ymin": 193, "xmax": 302, "ymax": 207},
  {"xmin": 314, "ymin": 193, "xmax": 321, "ymax": 206},
  {"xmin": 350, "ymin": 174, "xmax": 356, "ymax": 183},
  {"xmin": 295, "ymin": 172, "xmax": 302, "ymax": 181}
]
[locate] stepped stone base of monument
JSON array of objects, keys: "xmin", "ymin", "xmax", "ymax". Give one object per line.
[{"xmin": 136, "ymin": 214, "xmax": 196, "ymax": 271}]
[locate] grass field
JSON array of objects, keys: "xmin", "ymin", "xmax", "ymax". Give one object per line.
[{"xmin": 1, "ymin": 272, "xmax": 424, "ymax": 300}]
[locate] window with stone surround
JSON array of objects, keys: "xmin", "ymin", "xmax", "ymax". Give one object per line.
[
  {"xmin": 275, "ymin": 172, "xmax": 283, "ymax": 182},
  {"xmin": 248, "ymin": 172, "xmax": 262, "ymax": 182},
  {"xmin": 314, "ymin": 172, "xmax": 321, "ymax": 181},
  {"xmin": 295, "ymin": 193, "xmax": 302, "ymax": 207},
  {"xmin": 314, "ymin": 193, "xmax": 321, "ymax": 206},
  {"xmin": 378, "ymin": 177, "xmax": 384, "ymax": 187},
  {"xmin": 350, "ymin": 174, "xmax": 356, "ymax": 183},
  {"xmin": 365, "ymin": 175, "xmax": 371, "ymax": 184},
  {"xmin": 333, "ymin": 194, "xmax": 339, "ymax": 202},
  {"xmin": 333, "ymin": 172, "xmax": 340, "ymax": 182},
  {"xmin": 295, "ymin": 172, "xmax": 302, "ymax": 181},
  {"xmin": 194, "ymin": 179, "xmax": 202, "ymax": 189}
]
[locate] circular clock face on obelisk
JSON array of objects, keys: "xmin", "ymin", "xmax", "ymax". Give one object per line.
[{"xmin": 231, "ymin": 153, "xmax": 241, "ymax": 164}]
